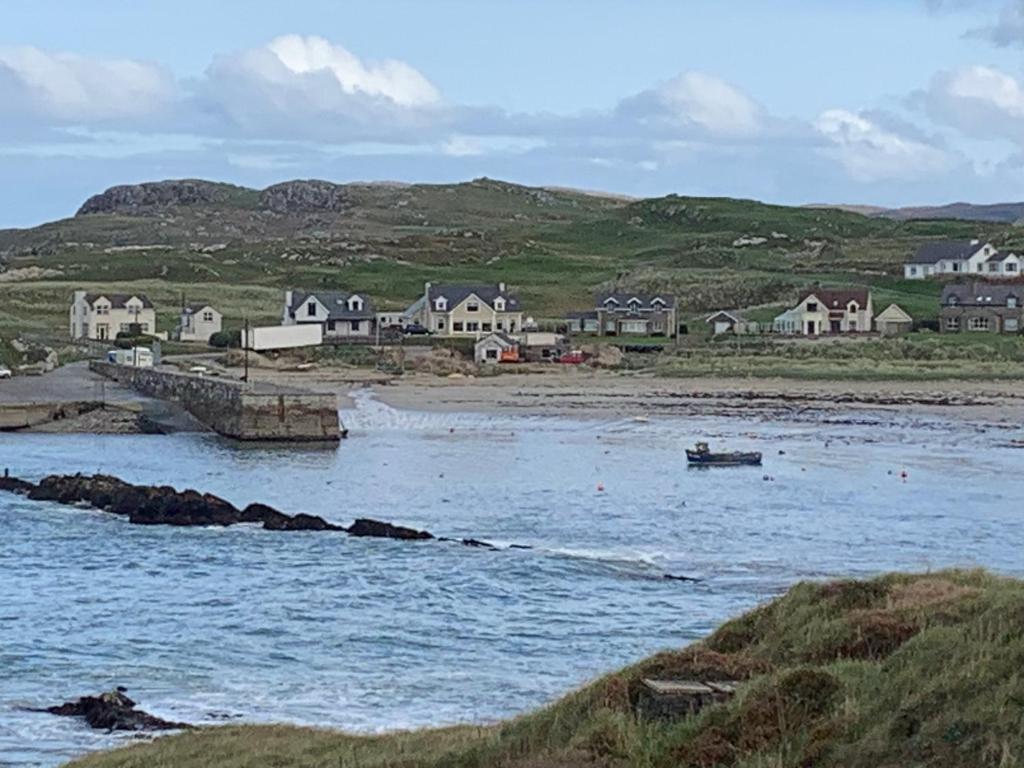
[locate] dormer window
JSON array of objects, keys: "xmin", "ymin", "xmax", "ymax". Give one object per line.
[
  {"xmin": 947, "ymin": 296, "xmax": 959, "ymax": 307},
  {"xmin": 347, "ymin": 296, "xmax": 363, "ymax": 312},
  {"xmin": 1008, "ymin": 296, "xmax": 1018, "ymax": 308},
  {"xmin": 603, "ymin": 298, "xmax": 619, "ymax": 307},
  {"xmin": 652, "ymin": 298, "xmax": 666, "ymax": 308},
  {"xmin": 307, "ymin": 302, "xmax": 317, "ymax": 317},
  {"xmin": 494, "ymin": 298, "xmax": 506, "ymax": 311},
  {"xmin": 466, "ymin": 301, "xmax": 479, "ymax": 313},
  {"xmin": 434, "ymin": 297, "xmax": 448, "ymax": 311},
  {"xmin": 806, "ymin": 302, "xmax": 818, "ymax": 312},
  {"xmin": 848, "ymin": 302, "xmax": 858, "ymax": 313}
]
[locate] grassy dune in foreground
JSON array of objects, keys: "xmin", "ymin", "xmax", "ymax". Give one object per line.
[{"xmin": 66, "ymin": 570, "xmax": 1024, "ymax": 768}]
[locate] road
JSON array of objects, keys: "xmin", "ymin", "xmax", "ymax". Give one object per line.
[{"xmin": 0, "ymin": 361, "xmax": 144, "ymax": 405}]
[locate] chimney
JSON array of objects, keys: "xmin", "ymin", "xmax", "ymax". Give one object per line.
[{"xmin": 498, "ymin": 282, "xmax": 506, "ymax": 293}]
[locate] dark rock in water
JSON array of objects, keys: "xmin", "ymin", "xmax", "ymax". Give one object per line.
[
  {"xmin": 239, "ymin": 502, "xmax": 289, "ymax": 526},
  {"xmin": 40, "ymin": 688, "xmax": 189, "ymax": 732},
  {"xmin": 663, "ymin": 573, "xmax": 702, "ymax": 583},
  {"xmin": 347, "ymin": 518, "xmax": 434, "ymax": 541},
  {"xmin": 460, "ymin": 538, "xmax": 497, "ymax": 549},
  {"xmin": 263, "ymin": 512, "xmax": 343, "ymax": 532},
  {"xmin": 0, "ymin": 475, "xmax": 34, "ymax": 494}
]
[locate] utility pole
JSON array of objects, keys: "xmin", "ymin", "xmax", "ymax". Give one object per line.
[{"xmin": 243, "ymin": 317, "xmax": 250, "ymax": 384}]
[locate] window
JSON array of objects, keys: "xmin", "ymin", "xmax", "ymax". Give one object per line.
[
  {"xmin": 434, "ymin": 298, "xmax": 447, "ymax": 311},
  {"xmin": 968, "ymin": 317, "xmax": 991, "ymax": 331},
  {"xmin": 988, "ymin": 263, "xmax": 999, "ymax": 273},
  {"xmin": 1006, "ymin": 318, "xmax": 1020, "ymax": 332},
  {"xmin": 1008, "ymin": 263, "xmax": 1019, "ymax": 273},
  {"xmin": 453, "ymin": 322, "xmax": 464, "ymax": 332},
  {"xmin": 509, "ymin": 321, "xmax": 517, "ymax": 332},
  {"xmin": 202, "ymin": 311, "xmax": 214, "ymax": 322},
  {"xmin": 436, "ymin": 319, "xmax": 446, "ymax": 330},
  {"xmin": 351, "ymin": 320, "xmax": 361, "ymax": 331},
  {"xmin": 95, "ymin": 305, "xmax": 110, "ymax": 315},
  {"xmin": 486, "ymin": 349, "xmax": 498, "ymax": 360},
  {"xmin": 541, "ymin": 349, "xmax": 552, "ymax": 358},
  {"xmin": 494, "ymin": 298, "xmax": 505, "ymax": 311},
  {"xmin": 348, "ymin": 297, "xmax": 363, "ymax": 312},
  {"xmin": 849, "ymin": 320, "xmax": 858, "ymax": 331},
  {"xmin": 466, "ymin": 301, "xmax": 479, "ymax": 312},
  {"xmin": 466, "ymin": 322, "xmax": 480, "ymax": 332},
  {"xmin": 1009, "ymin": 297, "xmax": 1019, "ymax": 308},
  {"xmin": 482, "ymin": 322, "xmax": 492, "ymax": 332},
  {"xmin": 952, "ymin": 263, "xmax": 961, "ymax": 272},
  {"xmin": 909, "ymin": 266, "xmax": 917, "ymax": 276},
  {"xmin": 945, "ymin": 317, "xmax": 960, "ymax": 331},
  {"xmin": 327, "ymin": 320, "xmax": 336, "ymax": 331},
  {"xmin": 947, "ymin": 296, "xmax": 959, "ymax": 307},
  {"xmin": 496, "ymin": 320, "xmax": 504, "ymax": 331},
  {"xmin": 119, "ymin": 323, "xmax": 130, "ymax": 332},
  {"xmin": 139, "ymin": 323, "xmax": 149, "ymax": 333},
  {"xmin": 806, "ymin": 302, "xmax": 818, "ymax": 312},
  {"xmin": 307, "ymin": 302, "xmax": 317, "ymax": 317},
  {"xmin": 847, "ymin": 303, "xmax": 858, "ymax": 313}
]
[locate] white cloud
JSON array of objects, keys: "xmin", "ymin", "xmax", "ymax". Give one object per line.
[
  {"xmin": 0, "ymin": 45, "xmax": 175, "ymax": 121},
  {"xmin": 966, "ymin": 1, "xmax": 1024, "ymax": 47},
  {"xmin": 814, "ymin": 108, "xmax": 954, "ymax": 182},
  {"xmin": 655, "ymin": 72, "xmax": 762, "ymax": 136},
  {"xmin": 924, "ymin": 65, "xmax": 1024, "ymax": 142},
  {"xmin": 616, "ymin": 71, "xmax": 763, "ymax": 138},
  {"xmin": 262, "ymin": 35, "xmax": 440, "ymax": 107}
]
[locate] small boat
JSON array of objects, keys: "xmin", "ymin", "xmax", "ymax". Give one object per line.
[{"xmin": 686, "ymin": 442, "xmax": 762, "ymax": 467}]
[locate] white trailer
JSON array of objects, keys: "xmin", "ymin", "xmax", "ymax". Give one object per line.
[{"xmin": 242, "ymin": 324, "xmax": 323, "ymax": 351}]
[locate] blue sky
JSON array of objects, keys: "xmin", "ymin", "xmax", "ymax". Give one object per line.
[{"xmin": 3, "ymin": 0, "xmax": 1024, "ymax": 226}]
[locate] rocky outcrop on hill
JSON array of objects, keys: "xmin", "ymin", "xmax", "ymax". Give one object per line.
[
  {"xmin": 76, "ymin": 180, "xmax": 250, "ymax": 215},
  {"xmin": 37, "ymin": 688, "xmax": 189, "ymax": 732},
  {"xmin": 259, "ymin": 180, "xmax": 351, "ymax": 214}
]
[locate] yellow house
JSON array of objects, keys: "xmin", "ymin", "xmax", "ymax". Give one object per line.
[
  {"xmin": 416, "ymin": 283, "xmax": 524, "ymax": 337},
  {"xmin": 775, "ymin": 288, "xmax": 873, "ymax": 336}
]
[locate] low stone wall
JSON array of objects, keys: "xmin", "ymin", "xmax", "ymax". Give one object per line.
[{"xmin": 90, "ymin": 362, "xmax": 340, "ymax": 441}]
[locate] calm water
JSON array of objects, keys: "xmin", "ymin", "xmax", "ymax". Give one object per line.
[{"xmin": 2, "ymin": 394, "xmax": 1023, "ymax": 767}]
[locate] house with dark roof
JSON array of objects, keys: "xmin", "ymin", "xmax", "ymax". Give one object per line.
[
  {"xmin": 283, "ymin": 289, "xmax": 377, "ymax": 340},
  {"xmin": 773, "ymin": 288, "xmax": 873, "ymax": 335},
  {"xmin": 70, "ymin": 290, "xmax": 156, "ymax": 341},
  {"xmin": 410, "ymin": 282, "xmax": 523, "ymax": 337},
  {"xmin": 590, "ymin": 292, "xmax": 678, "ymax": 338},
  {"xmin": 904, "ymin": 240, "xmax": 999, "ymax": 279},
  {"xmin": 940, "ymin": 282, "xmax": 1023, "ymax": 334},
  {"xmin": 175, "ymin": 304, "xmax": 222, "ymax": 343}
]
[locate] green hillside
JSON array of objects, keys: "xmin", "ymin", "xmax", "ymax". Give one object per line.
[
  {"xmin": 66, "ymin": 570, "xmax": 1024, "ymax": 768},
  {"xmin": 0, "ymin": 177, "xmax": 1017, "ymax": 339}
]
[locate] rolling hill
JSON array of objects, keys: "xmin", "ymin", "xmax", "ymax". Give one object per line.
[{"xmin": 0, "ymin": 178, "xmax": 1017, "ymax": 339}]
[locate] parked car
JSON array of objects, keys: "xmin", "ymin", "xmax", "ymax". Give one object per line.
[
  {"xmin": 404, "ymin": 323, "xmax": 430, "ymax": 336},
  {"xmin": 555, "ymin": 350, "xmax": 586, "ymax": 364},
  {"xmin": 0, "ymin": 366, "xmax": 12, "ymax": 379}
]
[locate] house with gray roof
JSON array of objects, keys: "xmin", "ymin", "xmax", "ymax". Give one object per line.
[
  {"xmin": 70, "ymin": 290, "xmax": 156, "ymax": 341},
  {"xmin": 283, "ymin": 289, "xmax": 377, "ymax": 340},
  {"xmin": 940, "ymin": 282, "xmax": 1023, "ymax": 334},
  {"xmin": 409, "ymin": 282, "xmax": 524, "ymax": 337},
  {"xmin": 592, "ymin": 292, "xmax": 678, "ymax": 338},
  {"xmin": 904, "ymin": 240, "xmax": 999, "ymax": 279}
]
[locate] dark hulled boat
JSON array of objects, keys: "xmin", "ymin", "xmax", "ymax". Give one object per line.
[{"xmin": 686, "ymin": 442, "xmax": 762, "ymax": 467}]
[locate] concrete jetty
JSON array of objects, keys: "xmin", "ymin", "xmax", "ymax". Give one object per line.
[{"xmin": 90, "ymin": 361, "xmax": 341, "ymax": 442}]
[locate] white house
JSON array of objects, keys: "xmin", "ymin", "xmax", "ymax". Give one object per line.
[
  {"xmin": 474, "ymin": 332, "xmax": 520, "ymax": 364},
  {"xmin": 773, "ymin": 288, "xmax": 873, "ymax": 336},
  {"xmin": 904, "ymin": 240, "xmax": 997, "ymax": 279},
  {"xmin": 283, "ymin": 290, "xmax": 377, "ymax": 339},
  {"xmin": 982, "ymin": 251, "xmax": 1022, "ymax": 277},
  {"xmin": 175, "ymin": 304, "xmax": 222, "ymax": 343},
  {"xmin": 69, "ymin": 291, "xmax": 156, "ymax": 341}
]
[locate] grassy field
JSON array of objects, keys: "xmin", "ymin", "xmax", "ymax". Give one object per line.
[
  {"xmin": 1, "ymin": 178, "xmax": 1021, "ymax": 379},
  {"xmin": 655, "ymin": 333, "xmax": 1024, "ymax": 381},
  {"xmin": 66, "ymin": 569, "xmax": 1024, "ymax": 768}
]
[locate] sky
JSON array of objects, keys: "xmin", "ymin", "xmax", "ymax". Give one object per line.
[{"xmin": 3, "ymin": 0, "xmax": 1024, "ymax": 227}]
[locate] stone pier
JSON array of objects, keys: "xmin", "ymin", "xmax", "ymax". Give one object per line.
[{"xmin": 90, "ymin": 361, "xmax": 341, "ymax": 442}]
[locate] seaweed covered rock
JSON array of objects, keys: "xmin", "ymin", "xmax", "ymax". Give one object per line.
[{"xmin": 41, "ymin": 688, "xmax": 189, "ymax": 732}]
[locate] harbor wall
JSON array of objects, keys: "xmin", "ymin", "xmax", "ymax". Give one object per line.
[{"xmin": 89, "ymin": 362, "xmax": 340, "ymax": 441}]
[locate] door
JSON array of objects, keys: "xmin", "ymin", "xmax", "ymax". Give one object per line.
[
  {"xmin": 805, "ymin": 321, "xmax": 816, "ymax": 335},
  {"xmin": 830, "ymin": 320, "xmax": 841, "ymax": 334}
]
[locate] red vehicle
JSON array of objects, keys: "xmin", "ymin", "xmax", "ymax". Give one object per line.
[{"xmin": 556, "ymin": 350, "xmax": 586, "ymax": 364}]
